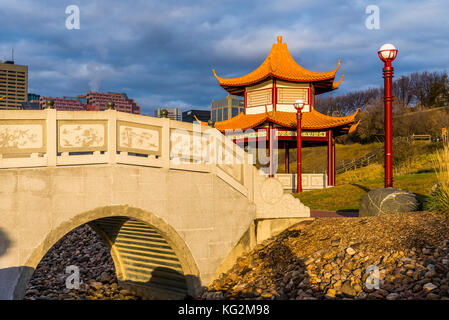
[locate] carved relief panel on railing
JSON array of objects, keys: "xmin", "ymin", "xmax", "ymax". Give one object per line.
[
  {"xmin": 170, "ymin": 128, "xmax": 211, "ymax": 163},
  {"xmin": 0, "ymin": 120, "xmax": 46, "ymax": 155},
  {"xmin": 117, "ymin": 121, "xmax": 162, "ymax": 156},
  {"xmin": 58, "ymin": 120, "xmax": 107, "ymax": 152}
]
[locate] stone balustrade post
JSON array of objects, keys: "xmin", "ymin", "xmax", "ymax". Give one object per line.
[
  {"xmin": 46, "ymin": 108, "xmax": 57, "ymax": 166},
  {"xmin": 161, "ymin": 117, "xmax": 170, "ymax": 169},
  {"xmin": 107, "ymin": 109, "xmax": 117, "ymax": 164}
]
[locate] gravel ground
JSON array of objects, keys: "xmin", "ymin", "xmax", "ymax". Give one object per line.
[
  {"xmin": 25, "ymin": 211, "xmax": 449, "ymax": 300},
  {"xmin": 199, "ymin": 211, "xmax": 449, "ymax": 300},
  {"xmin": 24, "ymin": 224, "xmax": 142, "ymax": 300}
]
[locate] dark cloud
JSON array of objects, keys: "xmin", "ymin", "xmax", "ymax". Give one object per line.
[{"xmin": 1, "ymin": 0, "xmax": 448, "ymax": 114}]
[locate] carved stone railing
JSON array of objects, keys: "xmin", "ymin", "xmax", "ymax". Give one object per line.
[
  {"xmin": 0, "ymin": 109, "xmax": 253, "ymax": 199},
  {"xmin": 0, "ymin": 109, "xmax": 310, "ymax": 218},
  {"xmin": 274, "ymin": 173, "xmax": 328, "ymax": 192}
]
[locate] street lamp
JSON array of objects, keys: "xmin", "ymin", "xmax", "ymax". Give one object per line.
[
  {"xmin": 294, "ymin": 99, "xmax": 305, "ymax": 193},
  {"xmin": 378, "ymin": 43, "xmax": 398, "ymax": 188}
]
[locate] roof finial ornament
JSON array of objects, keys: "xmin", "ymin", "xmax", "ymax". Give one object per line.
[{"xmin": 277, "ymin": 35, "xmax": 282, "ymax": 44}]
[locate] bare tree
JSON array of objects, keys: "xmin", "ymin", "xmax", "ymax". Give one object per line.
[{"xmin": 393, "ymin": 75, "xmax": 414, "ymax": 111}]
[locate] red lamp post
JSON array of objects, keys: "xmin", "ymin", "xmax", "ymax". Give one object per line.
[
  {"xmin": 294, "ymin": 99, "xmax": 305, "ymax": 193},
  {"xmin": 378, "ymin": 43, "xmax": 398, "ymax": 188}
]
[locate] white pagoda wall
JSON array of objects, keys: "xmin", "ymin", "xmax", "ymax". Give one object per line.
[{"xmin": 244, "ymin": 79, "xmax": 314, "ymax": 115}]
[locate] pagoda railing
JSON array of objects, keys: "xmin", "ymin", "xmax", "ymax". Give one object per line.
[{"xmin": 274, "ymin": 173, "xmax": 328, "ymax": 192}]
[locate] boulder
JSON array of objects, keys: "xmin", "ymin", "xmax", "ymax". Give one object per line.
[{"xmin": 359, "ymin": 188, "xmax": 421, "ymax": 217}]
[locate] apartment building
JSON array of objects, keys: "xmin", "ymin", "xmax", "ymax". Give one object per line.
[{"xmin": 0, "ymin": 61, "xmax": 28, "ymax": 110}]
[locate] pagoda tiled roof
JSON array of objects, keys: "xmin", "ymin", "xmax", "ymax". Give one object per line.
[
  {"xmin": 196, "ymin": 108, "xmax": 359, "ymax": 133},
  {"xmin": 213, "ymin": 36, "xmax": 343, "ymax": 95}
]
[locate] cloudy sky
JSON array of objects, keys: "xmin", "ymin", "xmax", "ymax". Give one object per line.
[{"xmin": 1, "ymin": 0, "xmax": 448, "ymax": 114}]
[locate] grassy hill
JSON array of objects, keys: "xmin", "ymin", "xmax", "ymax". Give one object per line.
[
  {"xmin": 292, "ymin": 141, "xmax": 443, "ymax": 212},
  {"xmin": 276, "ymin": 142, "xmax": 382, "ymax": 173},
  {"xmin": 294, "ymin": 170, "xmax": 437, "ymax": 212},
  {"xmin": 275, "ymin": 140, "xmax": 443, "ymax": 174}
]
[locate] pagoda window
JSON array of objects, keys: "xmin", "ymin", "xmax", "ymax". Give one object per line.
[
  {"xmin": 232, "ymin": 107, "xmax": 239, "ymax": 118},
  {"xmin": 217, "ymin": 109, "xmax": 222, "ymax": 122},
  {"xmin": 246, "ymin": 88, "xmax": 272, "ymax": 107},
  {"xmin": 277, "ymin": 87, "xmax": 308, "ymax": 105},
  {"xmin": 244, "ymin": 79, "xmax": 274, "ymax": 115},
  {"xmin": 276, "ymin": 81, "xmax": 312, "ymax": 113},
  {"xmin": 212, "ymin": 109, "xmax": 217, "ymax": 121}
]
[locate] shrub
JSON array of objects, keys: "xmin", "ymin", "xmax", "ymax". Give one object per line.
[{"xmin": 428, "ymin": 141, "xmax": 449, "ymax": 214}]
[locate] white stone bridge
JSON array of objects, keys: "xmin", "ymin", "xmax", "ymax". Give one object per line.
[{"xmin": 0, "ymin": 109, "xmax": 310, "ymax": 299}]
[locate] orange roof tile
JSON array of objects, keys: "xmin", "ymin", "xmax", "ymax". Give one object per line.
[
  {"xmin": 213, "ymin": 36, "xmax": 343, "ymax": 95},
  {"xmin": 348, "ymin": 120, "xmax": 361, "ymax": 134},
  {"xmin": 197, "ymin": 108, "xmax": 359, "ymax": 132}
]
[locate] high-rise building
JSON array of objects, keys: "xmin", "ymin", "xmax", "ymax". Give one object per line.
[
  {"xmin": 210, "ymin": 94, "xmax": 243, "ymax": 122},
  {"xmin": 154, "ymin": 107, "xmax": 182, "ymax": 121},
  {"xmin": 182, "ymin": 109, "xmax": 210, "ymax": 123},
  {"xmin": 0, "ymin": 61, "xmax": 28, "ymax": 110}
]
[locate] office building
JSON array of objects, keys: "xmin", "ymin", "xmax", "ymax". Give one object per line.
[
  {"xmin": 27, "ymin": 93, "xmax": 40, "ymax": 102},
  {"xmin": 21, "ymin": 101, "xmax": 40, "ymax": 110},
  {"xmin": 154, "ymin": 107, "xmax": 182, "ymax": 121},
  {"xmin": 0, "ymin": 61, "xmax": 28, "ymax": 110},
  {"xmin": 182, "ymin": 109, "xmax": 210, "ymax": 123},
  {"xmin": 210, "ymin": 94, "xmax": 244, "ymax": 122}
]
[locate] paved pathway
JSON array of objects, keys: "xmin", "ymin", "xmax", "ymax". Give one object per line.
[{"xmin": 310, "ymin": 210, "xmax": 358, "ymax": 218}]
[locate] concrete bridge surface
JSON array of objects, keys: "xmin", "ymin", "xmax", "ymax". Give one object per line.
[{"xmin": 0, "ymin": 109, "xmax": 310, "ymax": 299}]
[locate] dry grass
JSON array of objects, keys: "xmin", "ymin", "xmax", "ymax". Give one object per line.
[
  {"xmin": 432, "ymin": 141, "xmax": 449, "ymax": 184},
  {"xmin": 276, "ymin": 142, "xmax": 383, "ymax": 173},
  {"xmin": 394, "ymin": 151, "xmax": 438, "ymax": 176},
  {"xmin": 337, "ymin": 163, "xmax": 383, "ymax": 184},
  {"xmin": 429, "ymin": 140, "xmax": 449, "ymax": 214},
  {"xmin": 337, "ymin": 150, "xmax": 440, "ymax": 185}
]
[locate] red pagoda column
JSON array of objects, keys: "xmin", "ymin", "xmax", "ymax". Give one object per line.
[
  {"xmin": 331, "ymin": 136, "xmax": 336, "ymax": 186},
  {"xmin": 294, "ymin": 99, "xmax": 305, "ymax": 193},
  {"xmin": 327, "ymin": 130, "xmax": 332, "ymax": 186},
  {"xmin": 268, "ymin": 124, "xmax": 274, "ymax": 177}
]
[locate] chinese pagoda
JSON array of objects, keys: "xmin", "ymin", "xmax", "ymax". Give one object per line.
[{"xmin": 200, "ymin": 36, "xmax": 359, "ymax": 190}]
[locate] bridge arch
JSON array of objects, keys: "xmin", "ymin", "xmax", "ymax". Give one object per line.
[{"xmin": 15, "ymin": 205, "xmax": 201, "ymax": 300}]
